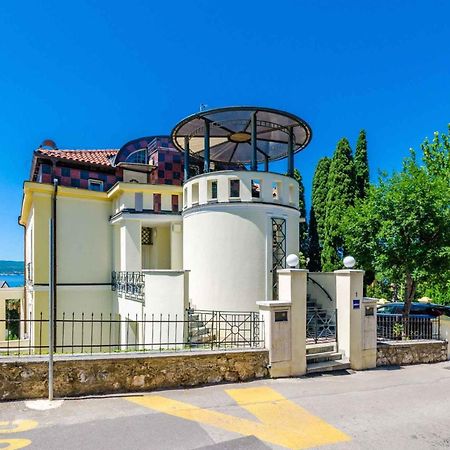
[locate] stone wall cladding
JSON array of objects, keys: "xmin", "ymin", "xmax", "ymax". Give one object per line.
[
  {"xmin": 377, "ymin": 340, "xmax": 448, "ymax": 366},
  {"xmin": 0, "ymin": 349, "xmax": 269, "ymax": 401}
]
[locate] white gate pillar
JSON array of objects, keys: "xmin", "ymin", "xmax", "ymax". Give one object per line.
[
  {"xmin": 258, "ymin": 269, "xmax": 308, "ymax": 377},
  {"xmin": 335, "ymin": 269, "xmax": 377, "ymax": 370}
]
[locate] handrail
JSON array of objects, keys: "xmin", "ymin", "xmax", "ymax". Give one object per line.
[{"xmin": 307, "ymin": 275, "xmax": 334, "ymax": 303}]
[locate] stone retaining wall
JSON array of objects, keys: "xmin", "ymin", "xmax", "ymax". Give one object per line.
[
  {"xmin": 0, "ymin": 349, "xmax": 269, "ymax": 401},
  {"xmin": 377, "ymin": 340, "xmax": 448, "ymax": 366}
]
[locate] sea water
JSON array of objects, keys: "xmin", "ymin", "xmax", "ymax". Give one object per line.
[{"xmin": 0, "ymin": 273, "xmax": 24, "ymax": 287}]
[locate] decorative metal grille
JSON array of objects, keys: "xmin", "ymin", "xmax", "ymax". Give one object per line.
[
  {"xmin": 187, "ymin": 309, "xmax": 264, "ymax": 349},
  {"xmin": 306, "ymin": 308, "xmax": 337, "ymax": 343},
  {"xmin": 271, "ymin": 218, "xmax": 286, "ymax": 299},
  {"xmin": 141, "ymin": 227, "xmax": 153, "ymax": 245}
]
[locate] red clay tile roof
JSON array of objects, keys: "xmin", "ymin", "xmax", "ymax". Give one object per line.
[{"xmin": 36, "ymin": 148, "xmax": 119, "ymax": 167}]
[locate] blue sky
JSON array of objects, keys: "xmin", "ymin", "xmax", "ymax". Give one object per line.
[{"xmin": 0, "ymin": 0, "xmax": 449, "ymax": 261}]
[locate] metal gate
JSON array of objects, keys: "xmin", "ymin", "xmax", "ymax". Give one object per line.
[{"xmin": 306, "ymin": 308, "xmax": 337, "ymax": 344}]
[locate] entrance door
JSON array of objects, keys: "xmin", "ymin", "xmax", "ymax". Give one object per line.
[{"xmin": 271, "ymin": 218, "xmax": 286, "ymax": 299}]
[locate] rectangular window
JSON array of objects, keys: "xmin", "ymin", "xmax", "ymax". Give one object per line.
[
  {"xmin": 192, "ymin": 183, "xmax": 199, "ymax": 204},
  {"xmin": 251, "ymin": 179, "xmax": 261, "ymax": 198},
  {"xmin": 172, "ymin": 194, "xmax": 179, "ymax": 212},
  {"xmin": 135, "ymin": 193, "xmax": 143, "ymax": 212},
  {"xmin": 153, "ymin": 193, "xmax": 161, "ymax": 212},
  {"xmin": 230, "ymin": 179, "xmax": 240, "ymax": 198},
  {"xmin": 272, "ymin": 181, "xmax": 281, "ymax": 200},
  {"xmin": 208, "ymin": 180, "xmax": 218, "ymax": 201},
  {"xmin": 289, "ymin": 184, "xmax": 295, "ymax": 204},
  {"xmin": 183, "ymin": 187, "xmax": 187, "ymax": 208},
  {"xmin": 88, "ymin": 179, "xmax": 104, "ymax": 192}
]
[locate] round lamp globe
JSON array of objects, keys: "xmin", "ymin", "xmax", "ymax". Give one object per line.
[
  {"xmin": 343, "ymin": 256, "xmax": 356, "ymax": 269},
  {"xmin": 286, "ymin": 254, "xmax": 299, "ymax": 268}
]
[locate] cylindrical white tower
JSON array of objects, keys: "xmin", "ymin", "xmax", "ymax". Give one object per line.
[{"xmin": 183, "ymin": 170, "xmax": 300, "ymax": 312}]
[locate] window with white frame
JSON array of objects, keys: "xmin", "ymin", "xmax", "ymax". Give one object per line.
[{"xmin": 88, "ymin": 179, "xmax": 104, "ymax": 192}]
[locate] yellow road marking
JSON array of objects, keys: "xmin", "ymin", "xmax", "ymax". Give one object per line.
[
  {"xmin": 127, "ymin": 387, "xmax": 350, "ymax": 449},
  {"xmin": 0, "ymin": 422, "xmax": 38, "ymax": 434},
  {"xmin": 226, "ymin": 387, "xmax": 349, "ymax": 448},
  {"xmin": 0, "ymin": 439, "xmax": 32, "ymax": 449}
]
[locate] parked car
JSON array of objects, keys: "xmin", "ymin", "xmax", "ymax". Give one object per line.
[
  {"xmin": 376, "ymin": 302, "xmax": 449, "ymax": 340},
  {"xmin": 377, "ymin": 302, "xmax": 450, "ymax": 318}
]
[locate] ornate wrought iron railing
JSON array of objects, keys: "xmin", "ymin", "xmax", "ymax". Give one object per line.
[
  {"xmin": 187, "ymin": 309, "xmax": 264, "ymax": 349},
  {"xmin": 111, "ymin": 271, "xmax": 145, "ymax": 302}
]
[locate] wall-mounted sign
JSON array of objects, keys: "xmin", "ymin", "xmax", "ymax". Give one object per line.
[
  {"xmin": 274, "ymin": 311, "xmax": 288, "ymax": 322},
  {"xmin": 352, "ymin": 299, "xmax": 360, "ymax": 310}
]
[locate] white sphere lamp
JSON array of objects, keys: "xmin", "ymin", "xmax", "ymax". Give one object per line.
[
  {"xmin": 343, "ymin": 255, "xmax": 356, "ymax": 269},
  {"xmin": 286, "ymin": 254, "xmax": 299, "ymax": 268}
]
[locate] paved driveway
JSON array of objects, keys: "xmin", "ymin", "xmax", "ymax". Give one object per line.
[{"xmin": 1, "ymin": 362, "xmax": 450, "ymax": 449}]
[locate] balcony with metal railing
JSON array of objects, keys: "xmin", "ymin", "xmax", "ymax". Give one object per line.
[{"xmin": 111, "ymin": 271, "xmax": 145, "ymax": 303}]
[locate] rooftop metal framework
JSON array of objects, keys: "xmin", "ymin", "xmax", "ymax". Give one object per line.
[{"xmin": 171, "ymin": 106, "xmax": 312, "ymax": 180}]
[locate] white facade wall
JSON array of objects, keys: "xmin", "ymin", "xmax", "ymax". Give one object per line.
[
  {"xmin": 307, "ymin": 272, "xmax": 337, "ymax": 310},
  {"xmin": 183, "ymin": 171, "xmax": 300, "ymax": 312}
]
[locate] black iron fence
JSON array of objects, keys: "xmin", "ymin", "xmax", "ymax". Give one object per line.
[
  {"xmin": 306, "ymin": 308, "xmax": 337, "ymax": 344},
  {"xmin": 111, "ymin": 271, "xmax": 145, "ymax": 302},
  {"xmin": 377, "ymin": 315, "xmax": 441, "ymax": 341},
  {"xmin": 187, "ymin": 309, "xmax": 264, "ymax": 349},
  {"xmin": 0, "ymin": 310, "xmax": 264, "ymax": 357}
]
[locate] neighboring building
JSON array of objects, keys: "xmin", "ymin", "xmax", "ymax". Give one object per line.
[{"xmin": 19, "ymin": 107, "xmax": 312, "ymax": 349}]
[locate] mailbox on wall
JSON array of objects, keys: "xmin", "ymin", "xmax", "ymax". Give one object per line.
[{"xmin": 271, "ymin": 309, "xmax": 291, "ymax": 362}]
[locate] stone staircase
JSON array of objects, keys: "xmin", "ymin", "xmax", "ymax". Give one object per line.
[
  {"xmin": 186, "ymin": 310, "xmax": 214, "ymax": 345},
  {"xmin": 306, "ymin": 342, "xmax": 350, "ymax": 374},
  {"xmin": 306, "ymin": 295, "xmax": 349, "ymax": 374}
]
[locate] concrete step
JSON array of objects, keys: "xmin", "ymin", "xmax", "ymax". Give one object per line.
[
  {"xmin": 306, "ymin": 343, "xmax": 335, "ymax": 355},
  {"xmin": 189, "ymin": 326, "xmax": 210, "ymax": 337},
  {"xmin": 306, "ymin": 351, "xmax": 343, "ymax": 364},
  {"xmin": 306, "ymin": 359, "xmax": 350, "ymax": 374},
  {"xmin": 190, "ymin": 334, "xmax": 215, "ymax": 344}
]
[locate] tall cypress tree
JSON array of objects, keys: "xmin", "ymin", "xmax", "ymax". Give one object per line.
[
  {"xmin": 354, "ymin": 129, "xmax": 369, "ymax": 199},
  {"xmin": 307, "ymin": 206, "xmax": 321, "ymax": 271},
  {"xmin": 293, "ymin": 168, "xmax": 308, "ymax": 259},
  {"xmin": 322, "ymin": 138, "xmax": 356, "ymax": 271},
  {"xmin": 311, "ymin": 157, "xmax": 331, "ymax": 244}
]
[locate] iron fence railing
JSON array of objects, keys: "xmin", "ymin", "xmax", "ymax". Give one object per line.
[
  {"xmin": 377, "ymin": 315, "xmax": 440, "ymax": 341},
  {"xmin": 306, "ymin": 308, "xmax": 337, "ymax": 344},
  {"xmin": 187, "ymin": 309, "xmax": 264, "ymax": 349},
  {"xmin": 0, "ymin": 310, "xmax": 264, "ymax": 357},
  {"xmin": 111, "ymin": 271, "xmax": 145, "ymax": 302}
]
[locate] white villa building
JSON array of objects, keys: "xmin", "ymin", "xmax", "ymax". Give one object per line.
[{"xmin": 18, "ymin": 106, "xmax": 315, "ymax": 349}]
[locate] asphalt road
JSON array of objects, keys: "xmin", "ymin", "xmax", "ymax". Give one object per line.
[{"xmin": 1, "ymin": 362, "xmax": 450, "ymax": 449}]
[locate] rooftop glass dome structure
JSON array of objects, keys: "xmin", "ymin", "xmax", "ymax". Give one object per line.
[{"xmin": 171, "ymin": 106, "xmax": 312, "ymax": 180}]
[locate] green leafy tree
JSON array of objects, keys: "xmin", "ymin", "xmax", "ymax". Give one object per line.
[
  {"xmin": 354, "ymin": 130, "xmax": 369, "ymax": 199},
  {"xmin": 343, "ymin": 126, "xmax": 450, "ymax": 312},
  {"xmin": 322, "ymin": 138, "xmax": 356, "ymax": 271},
  {"xmin": 311, "ymin": 157, "xmax": 331, "ymax": 244},
  {"xmin": 307, "ymin": 206, "xmax": 321, "ymax": 271}
]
